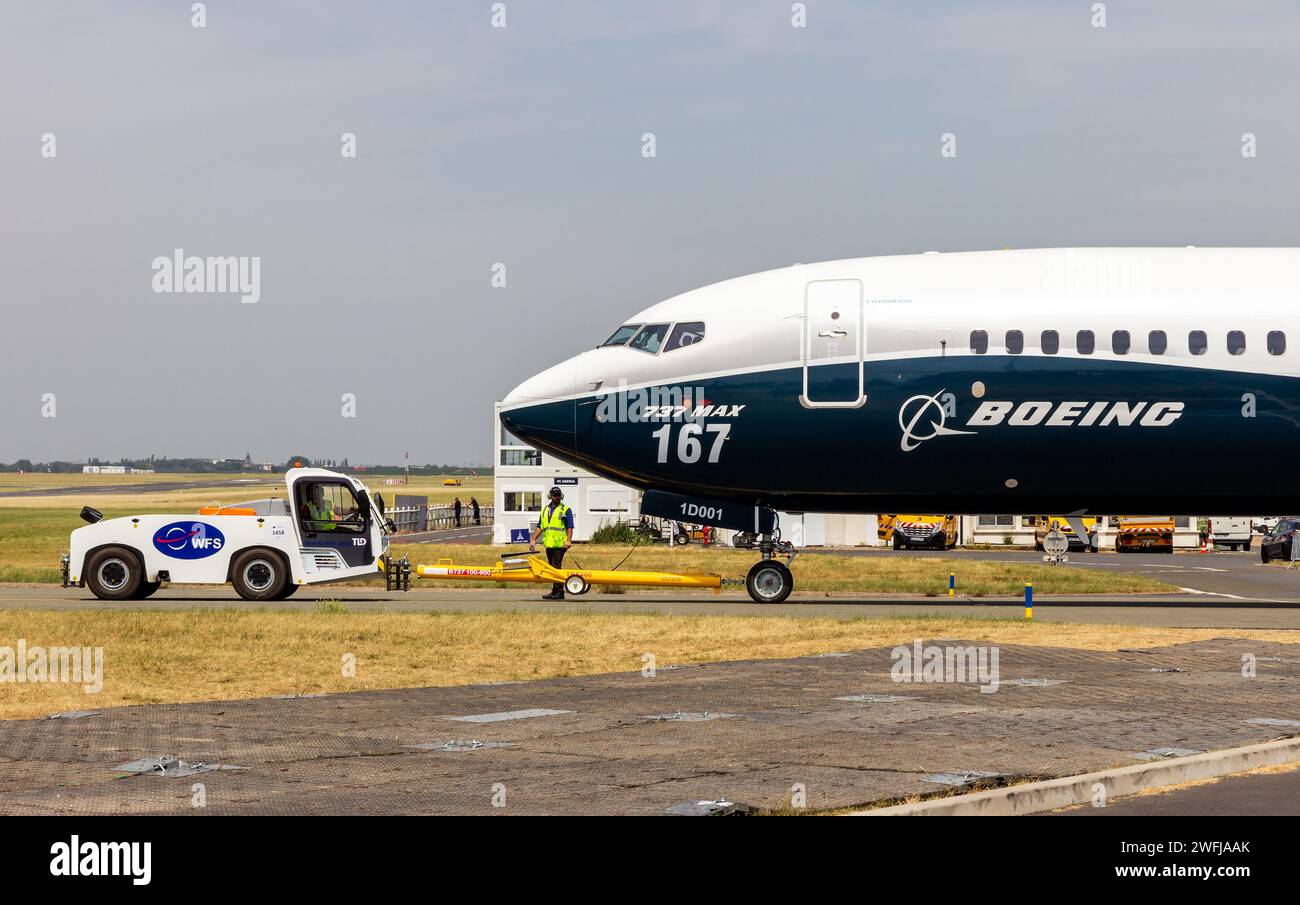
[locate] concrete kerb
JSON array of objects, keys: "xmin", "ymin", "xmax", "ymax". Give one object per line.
[{"xmin": 852, "ymin": 735, "xmax": 1300, "ymax": 816}]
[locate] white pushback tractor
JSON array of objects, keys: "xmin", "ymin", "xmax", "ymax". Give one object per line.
[{"xmin": 63, "ymin": 468, "xmax": 398, "ymax": 600}]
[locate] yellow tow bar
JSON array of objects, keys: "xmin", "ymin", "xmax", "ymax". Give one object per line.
[{"xmin": 415, "ymin": 554, "xmax": 722, "ymax": 596}]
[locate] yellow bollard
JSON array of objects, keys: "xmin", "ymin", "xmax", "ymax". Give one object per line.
[{"xmin": 1024, "ymin": 582, "xmax": 1033, "ymax": 620}]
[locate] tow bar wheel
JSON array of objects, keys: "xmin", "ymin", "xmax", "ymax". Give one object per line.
[
  {"xmin": 565, "ymin": 574, "xmax": 590, "ymax": 596},
  {"xmin": 746, "ymin": 560, "xmax": 793, "ymax": 604}
]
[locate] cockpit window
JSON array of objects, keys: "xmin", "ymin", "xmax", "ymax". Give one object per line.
[
  {"xmin": 601, "ymin": 324, "xmax": 641, "ymax": 347},
  {"xmin": 664, "ymin": 321, "xmax": 705, "ymax": 351},
  {"xmin": 629, "ymin": 323, "xmax": 670, "ymax": 354}
]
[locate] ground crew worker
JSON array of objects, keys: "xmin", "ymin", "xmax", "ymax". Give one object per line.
[
  {"xmin": 305, "ymin": 485, "xmax": 336, "ymax": 531},
  {"xmin": 529, "ymin": 486, "xmax": 573, "ymax": 599}
]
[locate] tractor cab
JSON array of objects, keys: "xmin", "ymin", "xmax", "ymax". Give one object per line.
[{"xmin": 286, "ymin": 468, "xmax": 390, "ymax": 569}]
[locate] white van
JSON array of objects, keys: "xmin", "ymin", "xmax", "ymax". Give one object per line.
[{"xmin": 1207, "ymin": 517, "xmax": 1253, "ymax": 551}]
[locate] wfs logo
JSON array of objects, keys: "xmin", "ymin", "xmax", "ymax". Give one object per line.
[
  {"xmin": 153, "ymin": 521, "xmax": 225, "ymax": 559},
  {"xmin": 898, "ymin": 390, "xmax": 1185, "ymax": 452}
]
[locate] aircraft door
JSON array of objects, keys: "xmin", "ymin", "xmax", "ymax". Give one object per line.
[{"xmin": 801, "ymin": 279, "xmax": 865, "ymax": 408}]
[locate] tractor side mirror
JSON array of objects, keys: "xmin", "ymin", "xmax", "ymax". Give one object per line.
[
  {"xmin": 80, "ymin": 506, "xmax": 103, "ymax": 524},
  {"xmin": 385, "ymin": 518, "xmax": 397, "ymax": 534},
  {"xmin": 375, "ymin": 493, "xmax": 386, "ymax": 515}
]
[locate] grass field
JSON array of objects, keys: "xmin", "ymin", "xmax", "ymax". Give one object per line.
[
  {"xmin": 0, "ymin": 473, "xmax": 202, "ymax": 492},
  {"xmin": 0, "ymin": 472, "xmax": 492, "ymax": 509},
  {"xmin": 1, "ymin": 608, "xmax": 1296, "ymax": 720}
]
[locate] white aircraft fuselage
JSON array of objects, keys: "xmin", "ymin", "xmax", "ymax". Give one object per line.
[{"xmin": 501, "ymin": 248, "xmax": 1299, "ymax": 516}]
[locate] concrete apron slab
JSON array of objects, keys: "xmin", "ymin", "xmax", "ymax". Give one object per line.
[
  {"xmin": 1, "ymin": 638, "xmax": 1298, "ymax": 815},
  {"xmin": 856, "ymin": 736, "xmax": 1300, "ymax": 816}
]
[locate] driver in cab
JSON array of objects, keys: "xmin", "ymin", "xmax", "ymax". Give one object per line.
[{"xmin": 304, "ymin": 485, "xmax": 338, "ymax": 532}]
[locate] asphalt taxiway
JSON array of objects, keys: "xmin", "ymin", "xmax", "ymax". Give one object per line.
[
  {"xmin": 3, "ymin": 637, "xmax": 1297, "ymax": 815},
  {"xmin": 3, "ymin": 584, "xmax": 1300, "ymax": 628}
]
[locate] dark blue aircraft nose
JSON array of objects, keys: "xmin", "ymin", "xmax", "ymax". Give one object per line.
[
  {"xmin": 501, "ymin": 359, "xmax": 579, "ymax": 456},
  {"xmin": 499, "ymin": 400, "xmax": 577, "ymax": 456}
]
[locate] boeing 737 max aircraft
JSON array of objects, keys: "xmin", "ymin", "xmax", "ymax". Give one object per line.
[{"xmin": 500, "ymin": 247, "xmax": 1299, "ymax": 601}]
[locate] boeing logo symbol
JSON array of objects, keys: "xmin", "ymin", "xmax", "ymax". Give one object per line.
[
  {"xmin": 899, "ymin": 392, "xmax": 1187, "ymax": 452},
  {"xmin": 898, "ymin": 390, "xmax": 975, "ymax": 452}
]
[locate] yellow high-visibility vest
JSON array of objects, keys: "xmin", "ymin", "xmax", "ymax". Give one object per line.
[
  {"xmin": 538, "ymin": 503, "xmax": 570, "ymax": 548},
  {"xmin": 308, "ymin": 499, "xmax": 336, "ymax": 531}
]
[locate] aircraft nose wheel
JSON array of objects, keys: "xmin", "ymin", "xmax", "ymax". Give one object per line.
[{"xmin": 746, "ymin": 560, "xmax": 793, "ymax": 604}]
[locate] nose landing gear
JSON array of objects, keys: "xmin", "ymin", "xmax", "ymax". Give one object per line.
[{"xmin": 733, "ymin": 523, "xmax": 796, "ymax": 604}]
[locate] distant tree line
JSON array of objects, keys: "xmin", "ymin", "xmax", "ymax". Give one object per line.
[{"xmin": 0, "ymin": 455, "xmax": 492, "ymax": 475}]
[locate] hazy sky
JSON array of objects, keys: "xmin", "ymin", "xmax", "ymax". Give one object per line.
[{"xmin": 4, "ymin": 1, "xmax": 1300, "ymax": 465}]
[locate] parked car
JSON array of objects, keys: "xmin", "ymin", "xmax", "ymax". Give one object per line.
[{"xmin": 1259, "ymin": 518, "xmax": 1300, "ymax": 563}]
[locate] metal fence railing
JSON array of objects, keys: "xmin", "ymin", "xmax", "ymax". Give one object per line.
[{"xmin": 388, "ymin": 504, "xmax": 493, "ymax": 534}]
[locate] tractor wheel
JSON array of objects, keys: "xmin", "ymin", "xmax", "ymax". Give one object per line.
[
  {"xmin": 231, "ymin": 549, "xmax": 289, "ymax": 601},
  {"xmin": 85, "ymin": 546, "xmax": 144, "ymax": 600}
]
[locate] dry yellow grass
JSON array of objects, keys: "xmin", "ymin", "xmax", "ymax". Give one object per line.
[
  {"xmin": 0, "ymin": 472, "xmax": 491, "ymax": 510},
  {"xmin": 366, "ymin": 475, "xmax": 493, "ymax": 504},
  {"xmin": 0, "ymin": 470, "xmax": 266, "ymax": 491},
  {"xmin": 0, "ymin": 475, "xmax": 284, "ymax": 511},
  {"xmin": 2, "ymin": 609, "xmax": 1296, "ymax": 721}
]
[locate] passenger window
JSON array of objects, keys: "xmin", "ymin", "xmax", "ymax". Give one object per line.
[
  {"xmin": 1268, "ymin": 331, "xmax": 1286, "ymax": 355},
  {"xmin": 1041, "ymin": 330, "xmax": 1059, "ymax": 354},
  {"xmin": 1112, "ymin": 330, "xmax": 1130, "ymax": 355},
  {"xmin": 628, "ymin": 323, "xmax": 671, "ymax": 354},
  {"xmin": 1076, "ymin": 330, "xmax": 1095, "ymax": 354},
  {"xmin": 1227, "ymin": 330, "xmax": 1246, "ymax": 355},
  {"xmin": 1189, "ymin": 330, "xmax": 1207, "ymax": 355},
  {"xmin": 601, "ymin": 324, "xmax": 641, "ymax": 347},
  {"xmin": 1005, "ymin": 330, "xmax": 1024, "ymax": 354},
  {"xmin": 1149, "ymin": 330, "xmax": 1167, "ymax": 355},
  {"xmin": 664, "ymin": 321, "xmax": 705, "ymax": 352},
  {"xmin": 970, "ymin": 330, "xmax": 988, "ymax": 354}
]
